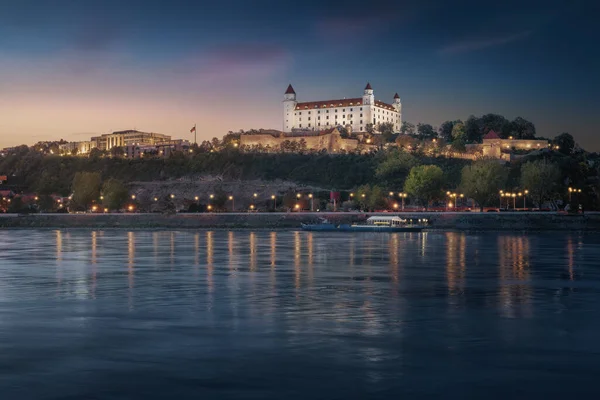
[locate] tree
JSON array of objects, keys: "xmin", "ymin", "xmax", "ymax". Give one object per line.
[
  {"xmin": 110, "ymin": 146, "xmax": 125, "ymax": 158},
  {"xmin": 355, "ymin": 184, "xmax": 386, "ymax": 211},
  {"xmin": 89, "ymin": 148, "xmax": 102, "ymax": 159},
  {"xmin": 375, "ymin": 150, "xmax": 419, "ymax": 187},
  {"xmin": 439, "ymin": 120, "xmax": 460, "ymax": 142},
  {"xmin": 451, "ymin": 122, "xmax": 467, "ymax": 152},
  {"xmin": 480, "ymin": 114, "xmax": 510, "ymax": 138},
  {"xmin": 554, "ymin": 132, "xmax": 575, "ymax": 155},
  {"xmin": 365, "ymin": 123, "xmax": 375, "ymax": 134},
  {"xmin": 509, "ymin": 117, "xmax": 536, "ymax": 139},
  {"xmin": 464, "ymin": 115, "xmax": 482, "ymax": 143},
  {"xmin": 460, "ymin": 159, "xmax": 508, "ymax": 211},
  {"xmin": 400, "ymin": 121, "xmax": 415, "ymax": 136},
  {"xmin": 102, "ymin": 178, "xmax": 129, "ymax": 211},
  {"xmin": 417, "ymin": 123, "xmax": 436, "ymax": 139},
  {"xmin": 403, "ymin": 165, "xmax": 444, "ymax": 209},
  {"xmin": 71, "ymin": 171, "xmax": 101, "ymax": 210},
  {"xmin": 521, "ymin": 159, "xmax": 561, "ymax": 207}
]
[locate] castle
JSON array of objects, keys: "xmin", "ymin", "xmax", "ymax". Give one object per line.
[{"xmin": 283, "ymin": 83, "xmax": 402, "ymax": 134}]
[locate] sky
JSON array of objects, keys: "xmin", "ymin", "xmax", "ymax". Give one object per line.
[{"xmin": 0, "ymin": 0, "xmax": 598, "ymax": 150}]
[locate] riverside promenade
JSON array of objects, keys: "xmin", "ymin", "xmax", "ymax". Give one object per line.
[{"xmin": 0, "ymin": 212, "xmax": 598, "ymax": 230}]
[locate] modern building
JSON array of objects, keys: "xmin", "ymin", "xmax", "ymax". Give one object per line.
[
  {"xmin": 283, "ymin": 83, "xmax": 402, "ymax": 134},
  {"xmin": 59, "ymin": 141, "xmax": 96, "ymax": 155},
  {"xmin": 125, "ymin": 139, "xmax": 191, "ymax": 158},
  {"xmin": 91, "ymin": 130, "xmax": 172, "ymax": 151}
]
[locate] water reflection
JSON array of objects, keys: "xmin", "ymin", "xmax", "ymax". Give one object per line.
[
  {"xmin": 498, "ymin": 235, "xmax": 532, "ymax": 318},
  {"xmin": 446, "ymin": 232, "xmax": 466, "ymax": 297},
  {"xmin": 3, "ymin": 230, "xmax": 600, "ymax": 399}
]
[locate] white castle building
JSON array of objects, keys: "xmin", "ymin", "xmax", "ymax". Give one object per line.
[{"xmin": 283, "ymin": 83, "xmax": 402, "ymax": 133}]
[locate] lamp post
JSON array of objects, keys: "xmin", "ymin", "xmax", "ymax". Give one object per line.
[
  {"xmin": 569, "ymin": 187, "xmax": 573, "ymax": 202},
  {"xmin": 512, "ymin": 193, "xmax": 516, "ymax": 209},
  {"xmin": 499, "ymin": 190, "xmax": 503, "ymax": 209},
  {"xmin": 271, "ymin": 195, "xmax": 276, "ymax": 210},
  {"xmin": 309, "ymin": 193, "xmax": 314, "ymax": 211},
  {"xmin": 229, "ymin": 195, "xmax": 234, "ymax": 212},
  {"xmin": 523, "ymin": 189, "xmax": 528, "ymax": 209},
  {"xmin": 518, "ymin": 192, "xmax": 522, "ymax": 210}
]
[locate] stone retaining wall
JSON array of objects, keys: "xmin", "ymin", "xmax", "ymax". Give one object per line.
[{"xmin": 0, "ymin": 212, "xmax": 598, "ymax": 230}]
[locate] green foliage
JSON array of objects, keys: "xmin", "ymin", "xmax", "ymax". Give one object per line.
[
  {"xmin": 375, "ymin": 150, "xmax": 420, "ymax": 187},
  {"xmin": 521, "ymin": 159, "xmax": 561, "ymax": 207},
  {"xmin": 554, "ymin": 132, "xmax": 575, "ymax": 155},
  {"xmin": 400, "ymin": 121, "xmax": 415, "ymax": 135},
  {"xmin": 71, "ymin": 171, "xmax": 101, "ymax": 210},
  {"xmin": 439, "ymin": 120, "xmax": 461, "ymax": 142},
  {"xmin": 417, "ymin": 123, "xmax": 436, "ymax": 139},
  {"xmin": 460, "ymin": 159, "xmax": 508, "ymax": 211},
  {"xmin": 451, "ymin": 122, "xmax": 467, "ymax": 152},
  {"xmin": 102, "ymin": 178, "xmax": 129, "ymax": 211},
  {"xmin": 355, "ymin": 184, "xmax": 386, "ymax": 211},
  {"xmin": 403, "ymin": 165, "xmax": 445, "ymax": 209}
]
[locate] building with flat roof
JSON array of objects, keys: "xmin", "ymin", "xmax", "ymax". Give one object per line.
[{"xmin": 91, "ymin": 130, "xmax": 171, "ymax": 151}]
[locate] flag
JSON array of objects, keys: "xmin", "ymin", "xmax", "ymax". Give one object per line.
[{"xmin": 190, "ymin": 126, "xmax": 196, "ymax": 133}]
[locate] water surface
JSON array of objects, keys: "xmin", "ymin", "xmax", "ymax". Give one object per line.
[{"xmin": 0, "ymin": 230, "xmax": 599, "ymax": 399}]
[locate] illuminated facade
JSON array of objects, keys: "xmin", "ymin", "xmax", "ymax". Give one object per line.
[{"xmin": 283, "ymin": 83, "xmax": 402, "ymax": 133}]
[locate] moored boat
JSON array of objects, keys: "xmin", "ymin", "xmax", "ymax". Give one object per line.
[{"xmin": 301, "ymin": 216, "xmax": 427, "ymax": 232}]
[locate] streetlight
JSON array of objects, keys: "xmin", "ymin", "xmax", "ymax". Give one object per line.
[
  {"xmin": 100, "ymin": 195, "xmax": 104, "ymax": 201},
  {"xmin": 209, "ymin": 194, "xmax": 214, "ymax": 200},
  {"xmin": 271, "ymin": 194, "xmax": 276, "ymax": 209},
  {"xmin": 229, "ymin": 195, "xmax": 234, "ymax": 211},
  {"xmin": 393, "ymin": 203, "xmax": 399, "ymax": 210},
  {"xmin": 249, "ymin": 204, "xmax": 255, "ymax": 212},
  {"xmin": 296, "ymin": 193, "xmax": 301, "ymax": 200},
  {"xmin": 523, "ymin": 189, "xmax": 528, "ymax": 209},
  {"xmin": 569, "ymin": 187, "xmax": 573, "ymax": 202},
  {"xmin": 389, "ymin": 192, "xmax": 394, "ymax": 197},
  {"xmin": 128, "ymin": 205, "xmax": 134, "ymax": 212},
  {"xmin": 207, "ymin": 205, "xmax": 212, "ymax": 211},
  {"xmin": 512, "ymin": 193, "xmax": 516, "ymax": 209},
  {"xmin": 170, "ymin": 194, "xmax": 175, "ymax": 199},
  {"xmin": 350, "ymin": 193, "xmax": 354, "ymax": 198},
  {"xmin": 154, "ymin": 197, "xmax": 158, "ymax": 202},
  {"xmin": 294, "ymin": 204, "xmax": 300, "ymax": 211},
  {"xmin": 253, "ymin": 193, "xmax": 258, "ymax": 199},
  {"xmin": 308, "ymin": 193, "xmax": 314, "ymax": 211},
  {"xmin": 131, "ymin": 195, "xmax": 136, "ymax": 200},
  {"xmin": 401, "ymin": 193, "xmax": 407, "ymax": 211},
  {"xmin": 499, "ymin": 190, "xmax": 504, "ymax": 209}
]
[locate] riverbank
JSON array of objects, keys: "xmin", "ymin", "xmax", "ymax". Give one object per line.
[{"xmin": 0, "ymin": 212, "xmax": 599, "ymax": 230}]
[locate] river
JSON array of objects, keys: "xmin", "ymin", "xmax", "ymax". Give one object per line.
[{"xmin": 0, "ymin": 230, "xmax": 599, "ymax": 399}]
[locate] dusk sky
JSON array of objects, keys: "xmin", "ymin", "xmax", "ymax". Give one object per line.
[{"xmin": 1, "ymin": 0, "xmax": 598, "ymax": 150}]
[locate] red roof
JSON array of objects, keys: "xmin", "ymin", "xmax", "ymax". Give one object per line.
[
  {"xmin": 393, "ymin": 93, "xmax": 400, "ymax": 99},
  {"xmin": 295, "ymin": 98, "xmax": 396, "ymax": 111},
  {"xmin": 285, "ymin": 84, "xmax": 296, "ymax": 95},
  {"xmin": 483, "ymin": 130, "xmax": 501, "ymax": 140},
  {"xmin": 365, "ymin": 82, "xmax": 373, "ymax": 90}
]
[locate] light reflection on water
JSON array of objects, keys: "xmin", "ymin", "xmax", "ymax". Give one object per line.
[{"xmin": 0, "ymin": 230, "xmax": 600, "ymax": 398}]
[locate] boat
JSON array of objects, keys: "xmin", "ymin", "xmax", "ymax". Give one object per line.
[{"xmin": 301, "ymin": 216, "xmax": 427, "ymax": 232}]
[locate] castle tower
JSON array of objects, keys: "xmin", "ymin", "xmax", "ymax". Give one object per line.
[
  {"xmin": 362, "ymin": 82, "xmax": 374, "ymax": 105},
  {"xmin": 283, "ymin": 84, "xmax": 297, "ymax": 132},
  {"xmin": 393, "ymin": 93, "xmax": 402, "ymax": 132}
]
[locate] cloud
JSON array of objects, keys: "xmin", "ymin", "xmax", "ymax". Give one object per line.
[
  {"xmin": 439, "ymin": 30, "xmax": 532, "ymax": 55},
  {"xmin": 173, "ymin": 43, "xmax": 292, "ymax": 83}
]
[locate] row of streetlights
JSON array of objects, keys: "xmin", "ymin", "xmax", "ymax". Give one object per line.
[{"xmin": 499, "ymin": 190, "xmax": 528, "ymax": 209}]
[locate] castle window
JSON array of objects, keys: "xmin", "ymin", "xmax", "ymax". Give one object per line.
[
  {"xmin": 335, "ymin": 109, "xmax": 337, "ymax": 112},
  {"xmin": 360, "ymin": 126, "xmax": 363, "ymax": 131},
  {"xmin": 308, "ymin": 124, "xmax": 311, "ymax": 127},
  {"xmin": 318, "ymin": 116, "xmax": 320, "ymax": 120},
  {"xmin": 299, "ymin": 112, "xmax": 302, "ymax": 115},
  {"xmin": 326, "ymin": 110, "xmax": 329, "ymax": 113},
  {"xmin": 350, "ymin": 108, "xmax": 353, "ymax": 111},
  {"xmin": 318, "ymin": 111, "xmax": 320, "ymax": 114},
  {"xmin": 360, "ymin": 113, "xmax": 363, "ymax": 117},
  {"xmin": 360, "ymin": 107, "xmax": 363, "ymax": 111},
  {"xmin": 342, "ymin": 109, "xmax": 345, "ymax": 112},
  {"xmin": 308, "ymin": 117, "xmax": 311, "ymax": 121},
  {"xmin": 343, "ymin": 115, "xmax": 345, "ymax": 118},
  {"xmin": 360, "ymin": 120, "xmax": 363, "ymax": 124},
  {"xmin": 327, "ymin": 116, "xmax": 329, "ymax": 120},
  {"xmin": 318, "ymin": 123, "xmax": 321, "ymax": 126},
  {"xmin": 299, "ymin": 124, "xmax": 302, "ymax": 128},
  {"xmin": 308, "ymin": 111, "xmax": 311, "ymax": 114}
]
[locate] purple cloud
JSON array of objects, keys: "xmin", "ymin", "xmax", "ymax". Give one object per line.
[{"xmin": 439, "ymin": 30, "xmax": 533, "ymax": 55}]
